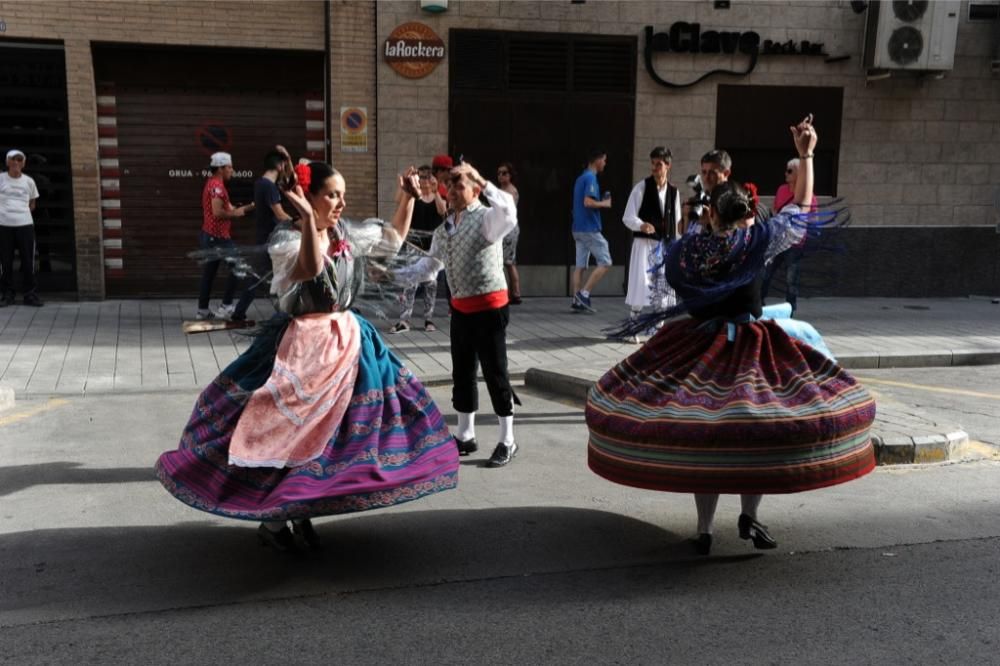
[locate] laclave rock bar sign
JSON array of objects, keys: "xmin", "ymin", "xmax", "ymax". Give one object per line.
[{"xmin": 384, "ymin": 22, "xmax": 446, "ymax": 79}]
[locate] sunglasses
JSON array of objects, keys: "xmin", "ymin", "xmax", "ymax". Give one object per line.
[
  {"xmin": 497, "ymin": 170, "xmax": 509, "ymax": 176},
  {"xmin": 785, "ymin": 168, "xmax": 795, "ymax": 174}
]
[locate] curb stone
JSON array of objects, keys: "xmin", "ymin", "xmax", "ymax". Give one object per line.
[{"xmin": 523, "ymin": 368, "xmax": 973, "ymax": 466}]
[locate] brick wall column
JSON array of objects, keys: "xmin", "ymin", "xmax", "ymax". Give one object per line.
[
  {"xmin": 329, "ymin": 0, "xmax": 378, "ymax": 219},
  {"xmin": 63, "ymin": 37, "xmax": 104, "ymax": 299}
]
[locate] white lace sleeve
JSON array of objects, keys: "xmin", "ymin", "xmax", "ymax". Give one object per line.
[
  {"xmin": 344, "ymin": 218, "xmax": 403, "ymax": 259},
  {"xmin": 764, "ymin": 204, "xmax": 805, "ymax": 262},
  {"xmin": 391, "ymin": 252, "xmax": 444, "ymax": 286},
  {"xmin": 268, "ymin": 227, "xmax": 302, "ymax": 308}
]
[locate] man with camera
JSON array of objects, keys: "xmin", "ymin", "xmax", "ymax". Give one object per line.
[{"xmin": 685, "ymin": 149, "xmax": 770, "ymax": 234}]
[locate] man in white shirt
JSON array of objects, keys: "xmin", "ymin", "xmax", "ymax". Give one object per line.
[
  {"xmin": 0, "ymin": 149, "xmax": 42, "ymax": 307},
  {"xmin": 428, "ymin": 162, "xmax": 520, "ymax": 467},
  {"xmin": 621, "ymin": 146, "xmax": 681, "ymax": 335}
]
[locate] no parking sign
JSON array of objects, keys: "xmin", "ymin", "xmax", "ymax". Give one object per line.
[{"xmin": 340, "ymin": 107, "xmax": 368, "ymax": 153}]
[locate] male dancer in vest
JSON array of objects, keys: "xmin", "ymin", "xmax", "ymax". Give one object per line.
[
  {"xmin": 621, "ymin": 146, "xmax": 681, "ymax": 339},
  {"xmin": 429, "ymin": 162, "xmax": 520, "ymax": 467}
]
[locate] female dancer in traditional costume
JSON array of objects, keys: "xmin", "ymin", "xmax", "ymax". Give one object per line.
[
  {"xmin": 156, "ymin": 162, "xmax": 458, "ymax": 551},
  {"xmin": 586, "ymin": 116, "xmax": 876, "ymax": 555}
]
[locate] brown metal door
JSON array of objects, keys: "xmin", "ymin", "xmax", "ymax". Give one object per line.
[{"xmin": 93, "ymin": 46, "xmax": 324, "ymax": 297}]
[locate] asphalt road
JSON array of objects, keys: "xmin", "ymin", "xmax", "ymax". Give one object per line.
[
  {"xmin": 856, "ymin": 365, "xmax": 1000, "ymax": 447},
  {"xmin": 1, "ymin": 372, "xmax": 998, "ymax": 664}
]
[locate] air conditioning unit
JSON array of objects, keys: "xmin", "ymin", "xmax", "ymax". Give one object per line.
[{"xmin": 863, "ymin": 1, "xmax": 961, "ymax": 71}]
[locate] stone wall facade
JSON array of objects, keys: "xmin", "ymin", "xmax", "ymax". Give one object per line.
[
  {"xmin": 374, "ymin": 0, "xmax": 1000, "ymax": 296},
  {"xmin": 0, "ymin": 0, "xmax": 377, "ymax": 298},
  {"xmin": 2, "ymin": 1, "xmax": 998, "ymax": 297}
]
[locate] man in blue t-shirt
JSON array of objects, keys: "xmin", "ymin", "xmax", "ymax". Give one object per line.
[{"xmin": 570, "ymin": 148, "xmax": 613, "ymax": 313}]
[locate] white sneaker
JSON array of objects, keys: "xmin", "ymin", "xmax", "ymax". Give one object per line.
[
  {"xmin": 214, "ymin": 303, "xmax": 236, "ymax": 320},
  {"xmin": 195, "ymin": 308, "xmax": 213, "ymax": 320}
]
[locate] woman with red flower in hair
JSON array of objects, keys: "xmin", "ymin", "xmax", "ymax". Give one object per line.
[
  {"xmin": 157, "ymin": 161, "xmax": 458, "ymax": 552},
  {"xmin": 587, "ymin": 116, "xmax": 876, "ymax": 556}
]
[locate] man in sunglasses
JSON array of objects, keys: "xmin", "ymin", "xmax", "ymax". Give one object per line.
[
  {"xmin": 0, "ymin": 149, "xmax": 42, "ymax": 307},
  {"xmin": 428, "ymin": 162, "xmax": 520, "ymax": 468}
]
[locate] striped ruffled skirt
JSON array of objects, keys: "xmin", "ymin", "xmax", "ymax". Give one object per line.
[
  {"xmin": 156, "ymin": 313, "xmax": 458, "ymax": 521},
  {"xmin": 586, "ymin": 317, "xmax": 876, "ymax": 494}
]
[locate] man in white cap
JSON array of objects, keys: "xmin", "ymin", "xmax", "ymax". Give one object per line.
[
  {"xmin": 196, "ymin": 151, "xmax": 253, "ymax": 319},
  {"xmin": 0, "ymin": 149, "xmax": 42, "ymax": 307}
]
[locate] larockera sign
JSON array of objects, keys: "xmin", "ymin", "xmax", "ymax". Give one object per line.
[{"xmin": 384, "ymin": 22, "xmax": 446, "ymax": 79}]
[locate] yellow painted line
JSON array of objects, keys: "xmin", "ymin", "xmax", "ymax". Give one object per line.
[
  {"xmin": 0, "ymin": 398, "xmax": 70, "ymax": 427},
  {"xmin": 856, "ymin": 376, "xmax": 1000, "ymax": 401}
]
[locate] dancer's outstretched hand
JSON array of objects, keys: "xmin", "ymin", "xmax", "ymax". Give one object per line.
[
  {"xmin": 790, "ymin": 113, "xmax": 818, "ymax": 155},
  {"xmin": 398, "ymin": 166, "xmax": 420, "ymax": 198},
  {"xmin": 284, "ymin": 187, "xmax": 314, "ymax": 227}
]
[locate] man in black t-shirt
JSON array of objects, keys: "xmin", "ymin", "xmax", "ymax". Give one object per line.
[{"xmin": 232, "ymin": 148, "xmax": 294, "ymax": 322}]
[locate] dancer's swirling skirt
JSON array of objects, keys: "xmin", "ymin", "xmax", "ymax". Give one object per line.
[
  {"xmin": 155, "ymin": 314, "xmax": 458, "ymax": 520},
  {"xmin": 586, "ymin": 318, "xmax": 876, "ymax": 494}
]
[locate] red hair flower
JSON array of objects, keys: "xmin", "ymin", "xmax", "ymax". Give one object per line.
[
  {"xmin": 743, "ymin": 182, "xmax": 760, "ymax": 217},
  {"xmin": 294, "ymin": 163, "xmax": 311, "ymax": 193},
  {"xmin": 328, "ymin": 238, "xmax": 352, "ymax": 261}
]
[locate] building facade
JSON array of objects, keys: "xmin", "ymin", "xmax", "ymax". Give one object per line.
[{"xmin": 2, "ymin": 1, "xmax": 999, "ymax": 299}]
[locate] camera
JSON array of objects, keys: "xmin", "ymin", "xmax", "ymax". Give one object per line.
[{"xmin": 685, "ymin": 174, "xmax": 710, "ymax": 223}]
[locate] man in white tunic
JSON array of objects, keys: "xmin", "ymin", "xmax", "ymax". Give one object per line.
[{"xmin": 621, "ymin": 146, "xmax": 681, "ymax": 335}]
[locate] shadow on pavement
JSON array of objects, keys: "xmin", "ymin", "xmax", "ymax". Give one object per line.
[
  {"xmin": 0, "ymin": 462, "xmax": 155, "ymax": 498},
  {"xmin": 0, "ymin": 506, "xmax": 694, "ymax": 624}
]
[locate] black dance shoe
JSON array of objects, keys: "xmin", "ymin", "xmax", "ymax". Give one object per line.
[
  {"xmin": 455, "ymin": 437, "xmax": 478, "ymax": 456},
  {"xmin": 692, "ymin": 533, "xmax": 713, "ymax": 556},
  {"xmin": 487, "ymin": 442, "xmax": 518, "ymax": 467},
  {"xmin": 257, "ymin": 524, "xmax": 299, "ymax": 553},
  {"xmin": 292, "ymin": 519, "xmax": 322, "ymax": 549},
  {"xmin": 738, "ymin": 514, "xmax": 777, "ymax": 550}
]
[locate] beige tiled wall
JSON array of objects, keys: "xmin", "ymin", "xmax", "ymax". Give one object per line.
[{"xmin": 375, "ymin": 0, "xmax": 1000, "ymax": 230}]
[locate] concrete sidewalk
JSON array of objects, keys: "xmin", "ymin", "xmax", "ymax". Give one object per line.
[
  {"xmin": 1, "ymin": 295, "xmax": 997, "ymax": 455},
  {"xmin": 1, "ymin": 296, "xmax": 997, "ymax": 395}
]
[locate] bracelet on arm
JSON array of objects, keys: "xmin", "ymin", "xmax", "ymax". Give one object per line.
[{"xmin": 799, "ymin": 153, "xmax": 814, "ymax": 159}]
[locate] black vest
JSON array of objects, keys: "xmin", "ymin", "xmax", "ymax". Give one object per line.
[{"xmin": 633, "ymin": 176, "xmax": 678, "ymax": 241}]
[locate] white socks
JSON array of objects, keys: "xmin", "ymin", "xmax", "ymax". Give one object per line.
[
  {"xmin": 694, "ymin": 494, "xmax": 720, "ymax": 535},
  {"xmin": 456, "ymin": 411, "xmax": 476, "ymax": 441},
  {"xmin": 694, "ymin": 494, "xmax": 764, "ymax": 535},
  {"xmin": 581, "ymin": 290, "xmax": 591, "ymax": 298},
  {"xmin": 456, "ymin": 411, "xmax": 514, "ymax": 445},
  {"xmin": 740, "ymin": 494, "xmax": 762, "ymax": 519},
  {"xmin": 498, "ymin": 415, "xmax": 514, "ymax": 445}
]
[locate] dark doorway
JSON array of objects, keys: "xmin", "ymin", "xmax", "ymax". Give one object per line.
[
  {"xmin": 0, "ymin": 41, "xmax": 77, "ymax": 293},
  {"xmin": 449, "ymin": 30, "xmax": 637, "ymax": 269},
  {"xmin": 715, "ymin": 84, "xmax": 843, "ymax": 196}
]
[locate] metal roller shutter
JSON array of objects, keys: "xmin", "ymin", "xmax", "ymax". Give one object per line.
[{"xmin": 93, "ymin": 46, "xmax": 325, "ymax": 297}]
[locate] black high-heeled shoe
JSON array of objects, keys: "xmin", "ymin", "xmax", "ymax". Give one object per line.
[
  {"xmin": 292, "ymin": 518, "xmax": 322, "ymax": 549},
  {"xmin": 692, "ymin": 533, "xmax": 713, "ymax": 556},
  {"xmin": 738, "ymin": 513, "xmax": 777, "ymax": 549},
  {"xmin": 257, "ymin": 524, "xmax": 299, "ymax": 553}
]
